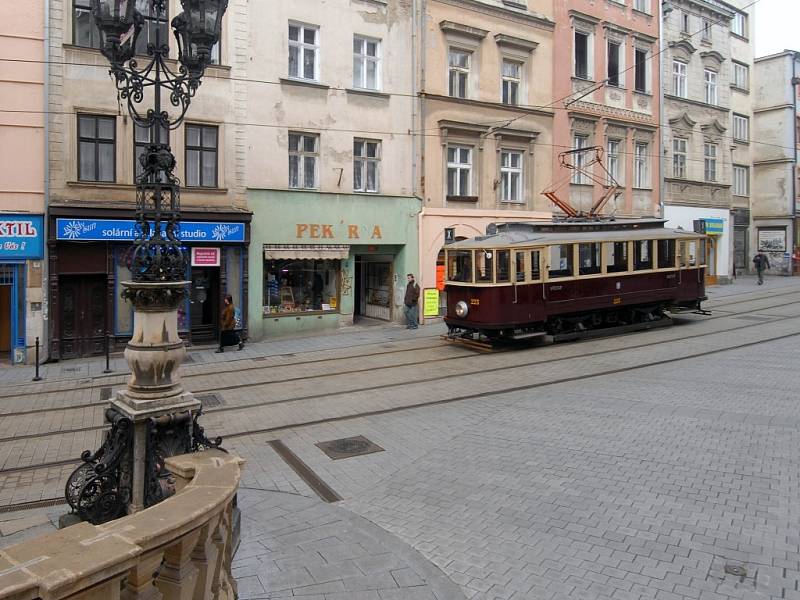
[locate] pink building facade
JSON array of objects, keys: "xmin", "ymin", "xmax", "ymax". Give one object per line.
[
  {"xmin": 0, "ymin": 0, "xmax": 46, "ymax": 364},
  {"xmin": 552, "ymin": 0, "xmax": 661, "ymax": 218}
]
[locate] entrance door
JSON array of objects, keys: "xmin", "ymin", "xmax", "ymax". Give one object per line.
[
  {"xmin": 59, "ymin": 275, "xmax": 107, "ymax": 358},
  {"xmin": 356, "ymin": 257, "xmax": 392, "ymax": 321},
  {"xmin": 704, "ymin": 238, "xmax": 718, "ymax": 286},
  {"xmin": 0, "ymin": 285, "xmax": 10, "ymax": 354},
  {"xmin": 190, "ymin": 267, "xmax": 219, "ymax": 342}
]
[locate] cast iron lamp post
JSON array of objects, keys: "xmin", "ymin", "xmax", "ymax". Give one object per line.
[{"xmin": 64, "ymin": 0, "xmax": 228, "ymax": 525}]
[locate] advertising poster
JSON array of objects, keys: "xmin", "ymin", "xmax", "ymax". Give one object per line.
[{"xmin": 423, "ymin": 288, "xmax": 439, "ymax": 317}]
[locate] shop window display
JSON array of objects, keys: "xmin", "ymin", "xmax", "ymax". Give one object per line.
[{"xmin": 264, "ymin": 259, "xmax": 339, "ymax": 315}]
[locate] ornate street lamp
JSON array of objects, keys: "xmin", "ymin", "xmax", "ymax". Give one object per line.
[{"xmin": 65, "ymin": 0, "xmax": 228, "ymax": 525}]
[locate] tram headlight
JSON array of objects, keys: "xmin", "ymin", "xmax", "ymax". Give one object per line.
[{"xmin": 454, "ymin": 300, "xmax": 469, "ymax": 318}]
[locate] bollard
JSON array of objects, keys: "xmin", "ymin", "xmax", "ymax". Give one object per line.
[
  {"xmin": 32, "ymin": 337, "xmax": 42, "ymax": 381},
  {"xmin": 103, "ymin": 332, "xmax": 112, "ymax": 373}
]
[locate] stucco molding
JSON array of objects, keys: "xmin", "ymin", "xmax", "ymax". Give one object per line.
[
  {"xmin": 569, "ymin": 10, "xmax": 599, "ymax": 33},
  {"xmin": 700, "ymin": 50, "xmax": 725, "ymax": 68},
  {"xmin": 422, "ymin": 93, "xmax": 555, "ymax": 118},
  {"xmin": 493, "ymin": 34, "xmax": 539, "ymax": 54},
  {"xmin": 668, "ymin": 112, "xmax": 697, "ymax": 129},
  {"xmin": 439, "ymin": 20, "xmax": 489, "ymax": 41},
  {"xmin": 669, "ymin": 40, "xmax": 697, "ymax": 59},
  {"xmin": 567, "ymin": 100, "xmax": 659, "ymax": 126},
  {"xmin": 701, "ymin": 119, "xmax": 727, "ymax": 135},
  {"xmin": 433, "ymin": 0, "xmax": 555, "ymax": 31}
]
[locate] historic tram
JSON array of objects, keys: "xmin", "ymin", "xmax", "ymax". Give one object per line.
[{"xmin": 443, "ymin": 218, "xmax": 708, "ymax": 340}]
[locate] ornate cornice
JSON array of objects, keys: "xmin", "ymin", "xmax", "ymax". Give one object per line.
[
  {"xmin": 439, "ymin": 20, "xmax": 489, "ymax": 40},
  {"xmin": 494, "ymin": 33, "xmax": 539, "ymax": 53},
  {"xmin": 567, "ymin": 100, "xmax": 658, "ymax": 126},
  {"xmin": 433, "ymin": 0, "xmax": 555, "ymax": 31}
]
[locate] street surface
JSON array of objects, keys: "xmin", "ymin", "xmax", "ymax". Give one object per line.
[{"xmin": 1, "ymin": 276, "xmax": 800, "ymax": 599}]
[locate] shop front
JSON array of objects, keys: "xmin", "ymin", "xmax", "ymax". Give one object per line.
[
  {"xmin": 49, "ymin": 206, "xmax": 250, "ymax": 359},
  {"xmin": 0, "ymin": 214, "xmax": 44, "ymax": 364},
  {"xmin": 247, "ymin": 191, "xmax": 420, "ymax": 339},
  {"xmin": 418, "ymin": 207, "xmax": 551, "ymax": 320},
  {"xmin": 664, "ymin": 206, "xmax": 731, "ymax": 285}
]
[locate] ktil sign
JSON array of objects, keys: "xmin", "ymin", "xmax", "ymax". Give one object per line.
[{"xmin": 0, "ymin": 215, "xmax": 44, "ymax": 259}]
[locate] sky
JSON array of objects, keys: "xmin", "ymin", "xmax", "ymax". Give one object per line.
[{"xmin": 754, "ymin": 0, "xmax": 800, "ymax": 57}]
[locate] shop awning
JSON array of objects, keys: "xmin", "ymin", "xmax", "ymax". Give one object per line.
[{"xmin": 263, "ymin": 244, "xmax": 350, "ymax": 260}]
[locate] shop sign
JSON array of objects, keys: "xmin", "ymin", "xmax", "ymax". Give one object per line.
[
  {"xmin": 704, "ymin": 218, "xmax": 724, "ymax": 235},
  {"xmin": 423, "ymin": 288, "xmax": 439, "ymax": 317},
  {"xmin": 56, "ymin": 218, "xmax": 246, "ymax": 242},
  {"xmin": 191, "ymin": 247, "xmax": 220, "ymax": 266},
  {"xmin": 0, "ymin": 214, "xmax": 44, "ymax": 259},
  {"xmin": 295, "ymin": 223, "xmax": 383, "ymax": 240}
]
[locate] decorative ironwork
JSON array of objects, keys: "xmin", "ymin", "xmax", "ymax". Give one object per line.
[
  {"xmin": 144, "ymin": 412, "xmax": 192, "ymax": 507},
  {"xmin": 121, "ymin": 281, "xmax": 189, "ymax": 310},
  {"xmin": 65, "ymin": 408, "xmax": 133, "ymax": 525},
  {"xmin": 192, "ymin": 408, "xmax": 225, "ymax": 452},
  {"xmin": 90, "ymin": 0, "xmax": 227, "ymax": 283}
]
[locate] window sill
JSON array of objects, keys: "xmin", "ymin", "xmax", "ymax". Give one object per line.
[
  {"xmin": 501, "ymin": 0, "xmax": 527, "ymax": 9},
  {"xmin": 631, "ymin": 8, "xmax": 653, "ymax": 18},
  {"xmin": 346, "ymin": 88, "xmax": 390, "ymax": 99},
  {"xmin": 632, "ymin": 187, "xmax": 653, "ymax": 191},
  {"xmin": 731, "ymin": 32, "xmax": 749, "ymax": 42},
  {"xmin": 63, "ymin": 44, "xmax": 231, "ymax": 71},
  {"xmin": 280, "ymin": 77, "xmax": 330, "ymax": 90},
  {"xmin": 354, "ymin": 190, "xmax": 381, "ymax": 194},
  {"xmin": 570, "ymin": 183, "xmax": 593, "ymax": 187},
  {"xmin": 732, "ymin": 139, "xmax": 750, "ymax": 145},
  {"xmin": 571, "ymin": 76, "xmax": 595, "ymax": 84},
  {"xmin": 184, "ymin": 186, "xmax": 229, "ymax": 194},
  {"xmin": 633, "ymin": 89, "xmax": 652, "ymax": 97},
  {"xmin": 730, "ymin": 84, "xmax": 750, "ymax": 95},
  {"xmin": 499, "ymin": 200, "xmax": 526, "ymax": 205},
  {"xmin": 605, "ymin": 83, "xmax": 626, "ymax": 91},
  {"xmin": 446, "ymin": 195, "xmax": 479, "ymax": 203}
]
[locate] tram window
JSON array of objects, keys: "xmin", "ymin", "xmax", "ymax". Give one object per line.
[
  {"xmin": 548, "ymin": 244, "xmax": 574, "ymax": 278},
  {"xmin": 603, "ymin": 241, "xmax": 628, "ymax": 273},
  {"xmin": 688, "ymin": 241, "xmax": 697, "ymax": 266},
  {"xmin": 448, "ymin": 250, "xmax": 473, "ymax": 282},
  {"xmin": 634, "ymin": 240, "xmax": 653, "ymax": 270},
  {"xmin": 578, "ymin": 242, "xmax": 601, "ymax": 275},
  {"xmin": 678, "ymin": 241, "xmax": 688, "ymax": 267},
  {"xmin": 476, "ymin": 250, "xmax": 494, "ymax": 281},
  {"xmin": 496, "ymin": 250, "xmax": 510, "ymax": 282},
  {"xmin": 531, "ymin": 250, "xmax": 541, "ymax": 280},
  {"xmin": 657, "ymin": 239, "xmax": 676, "ymax": 268},
  {"xmin": 514, "ymin": 251, "xmax": 526, "ymax": 282}
]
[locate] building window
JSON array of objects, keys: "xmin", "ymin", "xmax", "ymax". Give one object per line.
[
  {"xmin": 288, "ymin": 132, "xmax": 318, "ymax": 189},
  {"xmin": 733, "ymin": 165, "xmax": 749, "ymax": 196},
  {"xmin": 264, "ymin": 259, "xmax": 339, "ymax": 315},
  {"xmin": 634, "ymin": 48, "xmax": 648, "ymax": 93},
  {"xmin": 673, "ymin": 61, "xmax": 687, "ymax": 98},
  {"xmin": 702, "ymin": 18, "xmax": 712, "ymax": 41},
  {"xmin": 634, "ymin": 142, "xmax": 649, "ymax": 188},
  {"xmin": 607, "ymin": 41, "xmax": 622, "ymax": 87},
  {"xmin": 704, "ymin": 69, "xmax": 718, "ymax": 105},
  {"xmin": 633, "ymin": 0, "xmax": 649, "ymax": 13},
  {"xmin": 572, "ymin": 135, "xmax": 589, "ymax": 184},
  {"xmin": 500, "ymin": 150, "xmax": 523, "ymax": 202},
  {"xmin": 185, "ymin": 124, "xmax": 218, "ymax": 188},
  {"xmin": 78, "ymin": 115, "xmax": 115, "ymax": 182},
  {"xmin": 733, "ymin": 114, "xmax": 749, "ymax": 142},
  {"xmin": 681, "ymin": 12, "xmax": 690, "ymax": 34},
  {"xmin": 733, "ymin": 62, "xmax": 749, "ymax": 89},
  {"xmin": 502, "ymin": 60, "xmax": 521, "ymax": 105},
  {"xmin": 447, "ymin": 145, "xmax": 472, "ymax": 196},
  {"xmin": 288, "ymin": 23, "xmax": 319, "ymax": 81},
  {"xmin": 607, "ymin": 139, "xmax": 621, "ymax": 185},
  {"xmin": 704, "ymin": 143, "xmax": 717, "ymax": 182},
  {"xmin": 73, "ymin": 0, "xmax": 101, "ymax": 48},
  {"xmin": 574, "ymin": 31, "xmax": 590, "ymax": 79},
  {"xmin": 134, "ymin": 1, "xmax": 168, "ymax": 57},
  {"xmin": 134, "ymin": 123, "xmax": 168, "ymax": 183},
  {"xmin": 353, "ymin": 36, "xmax": 380, "ymax": 90},
  {"xmin": 353, "ymin": 139, "xmax": 380, "ymax": 193},
  {"xmin": 672, "ymin": 138, "xmax": 687, "ymax": 179},
  {"xmin": 732, "ymin": 12, "xmax": 747, "ymax": 37}
]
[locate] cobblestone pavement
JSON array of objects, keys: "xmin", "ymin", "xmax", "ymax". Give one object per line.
[{"xmin": 2, "ymin": 276, "xmax": 800, "ymax": 600}]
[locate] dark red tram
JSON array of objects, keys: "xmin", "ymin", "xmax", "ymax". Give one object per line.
[{"xmin": 443, "ymin": 219, "xmax": 708, "ymax": 340}]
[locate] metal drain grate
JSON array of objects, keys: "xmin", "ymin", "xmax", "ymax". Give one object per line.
[
  {"xmin": 196, "ymin": 393, "xmax": 223, "ymax": 408},
  {"xmin": 316, "ymin": 435, "xmax": 384, "ymax": 460},
  {"xmin": 61, "ymin": 367, "xmax": 80, "ymax": 373},
  {"xmin": 736, "ymin": 315, "xmax": 772, "ymax": 322},
  {"xmin": 0, "ymin": 497, "xmax": 67, "ymax": 514},
  {"xmin": 100, "ymin": 386, "xmax": 113, "ymax": 401}
]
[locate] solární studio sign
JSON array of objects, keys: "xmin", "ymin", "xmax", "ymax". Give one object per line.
[
  {"xmin": 0, "ymin": 215, "xmax": 44, "ymax": 259},
  {"xmin": 56, "ymin": 218, "xmax": 246, "ymax": 243}
]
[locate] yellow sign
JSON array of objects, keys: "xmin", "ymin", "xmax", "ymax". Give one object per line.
[{"xmin": 423, "ymin": 288, "xmax": 439, "ymax": 317}]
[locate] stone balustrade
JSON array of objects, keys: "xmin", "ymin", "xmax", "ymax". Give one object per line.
[{"xmin": 0, "ymin": 450, "xmax": 243, "ymax": 600}]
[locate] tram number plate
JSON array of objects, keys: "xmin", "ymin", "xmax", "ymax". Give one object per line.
[
  {"xmin": 470, "ymin": 299, "xmax": 480, "ymax": 306},
  {"xmin": 612, "ymin": 296, "xmax": 622, "ymax": 305}
]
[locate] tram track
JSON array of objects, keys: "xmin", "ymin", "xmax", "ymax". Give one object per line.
[{"xmin": 1, "ymin": 308, "xmax": 799, "ymax": 480}]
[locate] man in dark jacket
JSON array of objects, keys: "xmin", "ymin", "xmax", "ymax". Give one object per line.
[
  {"xmin": 404, "ymin": 273, "xmax": 421, "ymax": 329},
  {"xmin": 753, "ymin": 251, "xmax": 770, "ymax": 285}
]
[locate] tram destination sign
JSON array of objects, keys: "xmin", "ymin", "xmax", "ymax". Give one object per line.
[
  {"xmin": 0, "ymin": 214, "xmax": 44, "ymax": 259},
  {"xmin": 56, "ymin": 218, "xmax": 246, "ymax": 243}
]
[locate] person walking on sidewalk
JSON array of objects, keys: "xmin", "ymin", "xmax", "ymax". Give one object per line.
[
  {"xmin": 404, "ymin": 273, "xmax": 420, "ymax": 330},
  {"xmin": 753, "ymin": 251, "xmax": 770, "ymax": 285},
  {"xmin": 216, "ymin": 294, "xmax": 244, "ymax": 352}
]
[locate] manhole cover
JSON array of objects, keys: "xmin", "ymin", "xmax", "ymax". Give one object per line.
[
  {"xmin": 316, "ymin": 435, "xmax": 384, "ymax": 460},
  {"xmin": 196, "ymin": 393, "xmax": 223, "ymax": 408},
  {"xmin": 724, "ymin": 564, "xmax": 747, "ymax": 577}
]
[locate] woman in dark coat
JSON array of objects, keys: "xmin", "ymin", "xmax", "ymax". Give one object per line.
[{"xmin": 216, "ymin": 294, "xmax": 243, "ymax": 352}]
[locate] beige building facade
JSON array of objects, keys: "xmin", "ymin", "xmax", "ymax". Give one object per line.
[
  {"xmin": 416, "ymin": 0, "xmax": 555, "ymax": 315},
  {"xmin": 46, "ymin": 0, "xmax": 250, "ymax": 359},
  {"xmin": 0, "ymin": 0, "xmax": 46, "ymax": 364}
]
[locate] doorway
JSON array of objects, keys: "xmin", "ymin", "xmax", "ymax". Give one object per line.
[
  {"xmin": 0, "ymin": 285, "xmax": 10, "ymax": 362},
  {"xmin": 354, "ymin": 256, "xmax": 392, "ymax": 321},
  {"xmin": 190, "ymin": 267, "xmax": 220, "ymax": 342},
  {"xmin": 59, "ymin": 275, "xmax": 107, "ymax": 358},
  {"xmin": 705, "ymin": 238, "xmax": 718, "ymax": 286}
]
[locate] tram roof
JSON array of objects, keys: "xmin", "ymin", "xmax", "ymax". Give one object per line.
[{"xmin": 446, "ymin": 219, "xmax": 705, "ymax": 249}]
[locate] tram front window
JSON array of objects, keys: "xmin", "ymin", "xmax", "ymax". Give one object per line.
[
  {"xmin": 476, "ymin": 250, "xmax": 494, "ymax": 282},
  {"xmin": 448, "ymin": 250, "xmax": 473, "ymax": 282}
]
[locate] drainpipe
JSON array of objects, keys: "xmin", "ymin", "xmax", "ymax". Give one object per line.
[
  {"xmin": 792, "ymin": 55, "xmax": 798, "ymax": 274},
  {"xmin": 658, "ymin": 1, "xmax": 668, "ymax": 221},
  {"xmin": 42, "ymin": 0, "xmax": 51, "ymax": 359},
  {"xmin": 411, "ymin": 0, "xmax": 417, "ymax": 196},
  {"xmin": 419, "ymin": 0, "xmax": 427, "ymax": 201}
]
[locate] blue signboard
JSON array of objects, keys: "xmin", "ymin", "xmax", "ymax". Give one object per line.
[
  {"xmin": 56, "ymin": 218, "xmax": 245, "ymax": 243},
  {"xmin": 704, "ymin": 218, "xmax": 724, "ymax": 235},
  {"xmin": 0, "ymin": 214, "xmax": 44, "ymax": 259}
]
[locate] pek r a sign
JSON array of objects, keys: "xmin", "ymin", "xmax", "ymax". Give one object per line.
[
  {"xmin": 0, "ymin": 214, "xmax": 44, "ymax": 259},
  {"xmin": 56, "ymin": 218, "xmax": 246, "ymax": 243}
]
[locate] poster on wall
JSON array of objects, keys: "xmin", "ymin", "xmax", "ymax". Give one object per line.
[
  {"xmin": 423, "ymin": 288, "xmax": 439, "ymax": 317},
  {"xmin": 758, "ymin": 229, "xmax": 786, "ymax": 252}
]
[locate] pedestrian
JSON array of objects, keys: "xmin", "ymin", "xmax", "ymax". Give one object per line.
[
  {"xmin": 753, "ymin": 250, "xmax": 770, "ymax": 285},
  {"xmin": 216, "ymin": 294, "xmax": 244, "ymax": 352},
  {"xmin": 404, "ymin": 273, "xmax": 420, "ymax": 330}
]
